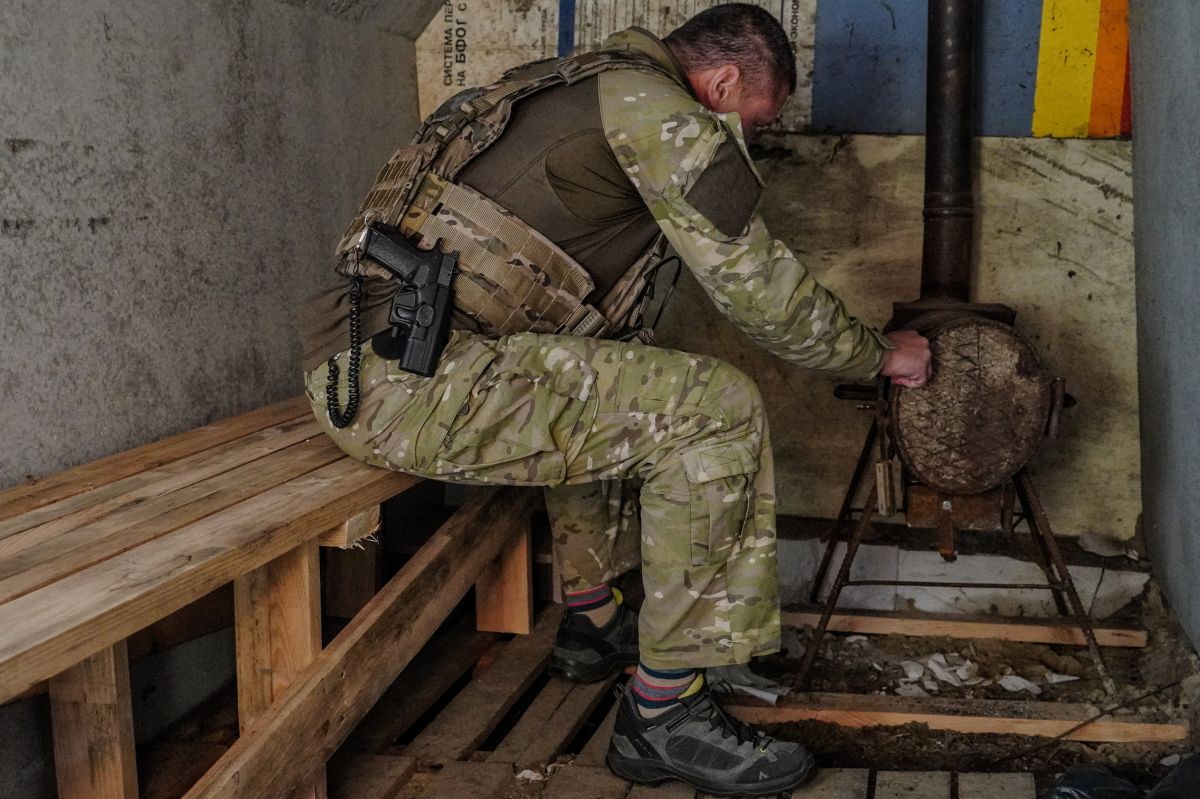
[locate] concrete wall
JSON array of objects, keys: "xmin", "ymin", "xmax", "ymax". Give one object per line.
[
  {"xmin": 1130, "ymin": 2, "xmax": 1200, "ymax": 644},
  {"xmin": 0, "ymin": 0, "xmax": 439, "ymax": 795}
]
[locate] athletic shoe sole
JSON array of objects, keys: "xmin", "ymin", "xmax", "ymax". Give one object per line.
[
  {"xmin": 606, "ymin": 750, "xmax": 816, "ymax": 797},
  {"xmin": 548, "ymin": 650, "xmax": 638, "ymax": 683}
]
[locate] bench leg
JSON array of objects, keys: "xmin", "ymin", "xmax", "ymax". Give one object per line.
[
  {"xmin": 235, "ymin": 539, "xmax": 327, "ymax": 798},
  {"xmin": 475, "ymin": 525, "xmax": 533, "ymax": 634},
  {"xmin": 49, "ymin": 640, "xmax": 138, "ymax": 799}
]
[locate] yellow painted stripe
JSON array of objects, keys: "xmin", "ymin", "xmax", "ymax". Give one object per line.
[{"xmin": 1032, "ymin": 0, "xmax": 1104, "ymax": 138}]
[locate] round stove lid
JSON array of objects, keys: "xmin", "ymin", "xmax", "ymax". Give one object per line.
[{"xmin": 892, "ymin": 315, "xmax": 1052, "ymax": 495}]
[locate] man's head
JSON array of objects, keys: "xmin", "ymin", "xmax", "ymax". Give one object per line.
[{"xmin": 664, "ymin": 4, "xmax": 795, "ymax": 139}]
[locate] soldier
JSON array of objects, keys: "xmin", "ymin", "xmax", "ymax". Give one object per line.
[{"xmin": 301, "ymin": 4, "xmax": 931, "ymax": 795}]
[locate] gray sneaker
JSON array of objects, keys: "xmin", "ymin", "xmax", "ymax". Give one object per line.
[{"xmin": 606, "ymin": 677, "xmax": 815, "ymax": 797}]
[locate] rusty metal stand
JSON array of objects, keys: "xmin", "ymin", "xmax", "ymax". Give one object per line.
[{"xmin": 800, "ymin": 459, "xmax": 1118, "ymax": 698}]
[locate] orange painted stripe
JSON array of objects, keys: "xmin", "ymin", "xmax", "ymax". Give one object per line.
[{"xmin": 1089, "ymin": 0, "xmax": 1130, "ymax": 137}]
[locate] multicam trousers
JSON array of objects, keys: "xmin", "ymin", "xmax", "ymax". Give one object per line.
[{"xmin": 305, "ymin": 330, "xmax": 781, "ymax": 669}]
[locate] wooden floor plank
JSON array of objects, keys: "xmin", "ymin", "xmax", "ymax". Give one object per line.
[
  {"xmin": 0, "ymin": 397, "xmax": 310, "ymax": 522},
  {"xmin": 345, "ymin": 618, "xmax": 497, "ymax": 754},
  {"xmin": 783, "ymin": 609, "xmax": 1148, "ymax": 648},
  {"xmin": 793, "ymin": 768, "xmax": 871, "ymax": 798},
  {"xmin": 628, "ymin": 782, "xmax": 693, "ymax": 798},
  {"xmin": 727, "ymin": 692, "xmax": 1189, "ymax": 744},
  {"xmin": 397, "ymin": 762, "xmax": 514, "ymax": 798},
  {"xmin": 0, "ymin": 436, "xmax": 340, "ymax": 605},
  {"xmin": 543, "ymin": 765, "xmax": 629, "ymax": 799},
  {"xmin": 181, "ymin": 490, "xmax": 538, "ymax": 799},
  {"xmin": 404, "ymin": 605, "xmax": 562, "ymax": 763},
  {"xmin": 0, "ymin": 459, "xmax": 417, "ymax": 703},
  {"xmin": 0, "ymin": 414, "xmax": 321, "ymax": 546},
  {"xmin": 957, "ymin": 772, "xmax": 1037, "ymax": 799},
  {"xmin": 327, "ymin": 754, "xmax": 416, "ymax": 799},
  {"xmin": 575, "ymin": 703, "xmax": 619, "ymax": 768},
  {"xmin": 874, "ymin": 771, "xmax": 951, "ymax": 799}
]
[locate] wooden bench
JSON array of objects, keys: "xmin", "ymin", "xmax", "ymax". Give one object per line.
[{"xmin": 0, "ymin": 397, "xmax": 537, "ymax": 799}]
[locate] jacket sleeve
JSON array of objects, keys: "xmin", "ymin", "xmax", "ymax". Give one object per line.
[{"xmin": 599, "ymin": 76, "xmax": 889, "ymax": 381}]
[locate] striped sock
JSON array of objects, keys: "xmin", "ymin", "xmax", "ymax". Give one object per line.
[
  {"xmin": 565, "ymin": 584, "xmax": 617, "ymax": 627},
  {"xmin": 632, "ymin": 665, "xmax": 701, "ymax": 718}
]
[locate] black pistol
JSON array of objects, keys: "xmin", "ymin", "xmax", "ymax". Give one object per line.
[{"xmin": 360, "ymin": 223, "xmax": 459, "ymax": 377}]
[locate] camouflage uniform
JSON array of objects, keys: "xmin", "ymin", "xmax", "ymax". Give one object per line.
[{"xmin": 304, "ymin": 28, "xmax": 887, "ymax": 669}]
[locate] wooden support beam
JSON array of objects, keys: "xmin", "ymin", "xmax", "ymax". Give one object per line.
[
  {"xmin": 782, "ymin": 609, "xmax": 1149, "ymax": 648},
  {"xmin": 726, "ymin": 692, "xmax": 1189, "ymax": 743},
  {"xmin": 49, "ymin": 641, "xmax": 138, "ymax": 799},
  {"xmin": 183, "ymin": 489, "xmax": 538, "ymax": 799},
  {"xmin": 319, "ymin": 506, "xmax": 381, "ymax": 549},
  {"xmin": 235, "ymin": 540, "xmax": 326, "ymax": 797},
  {"xmin": 475, "ymin": 524, "xmax": 533, "ymax": 634}
]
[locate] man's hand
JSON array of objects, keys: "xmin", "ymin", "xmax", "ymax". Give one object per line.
[{"xmin": 881, "ymin": 330, "xmax": 932, "ymax": 388}]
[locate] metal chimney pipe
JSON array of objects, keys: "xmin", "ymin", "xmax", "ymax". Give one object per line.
[{"xmin": 920, "ymin": 0, "xmax": 975, "ymax": 301}]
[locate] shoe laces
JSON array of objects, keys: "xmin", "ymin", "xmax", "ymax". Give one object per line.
[{"xmin": 667, "ymin": 682, "xmax": 774, "ymax": 751}]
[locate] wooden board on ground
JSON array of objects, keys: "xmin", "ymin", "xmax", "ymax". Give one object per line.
[
  {"xmin": 782, "ymin": 609, "xmax": 1148, "ymax": 648},
  {"xmin": 489, "ymin": 674, "xmax": 617, "ymax": 767},
  {"xmin": 629, "ymin": 781, "xmax": 694, "ymax": 798},
  {"xmin": 327, "ymin": 754, "xmax": 416, "ymax": 799},
  {"xmin": 794, "ymin": 768, "xmax": 871, "ymax": 798},
  {"xmin": 874, "ymin": 771, "xmax": 952, "ymax": 799},
  {"xmin": 957, "ymin": 772, "xmax": 1038, "ymax": 798},
  {"xmin": 346, "ymin": 617, "xmax": 498, "ymax": 754},
  {"xmin": 397, "ymin": 762, "xmax": 514, "ymax": 798},
  {"xmin": 728, "ymin": 692, "xmax": 1189, "ymax": 743},
  {"xmin": 404, "ymin": 604, "xmax": 561, "ymax": 763},
  {"xmin": 574, "ymin": 703, "xmax": 618, "ymax": 768},
  {"xmin": 543, "ymin": 765, "xmax": 629, "ymax": 799}
]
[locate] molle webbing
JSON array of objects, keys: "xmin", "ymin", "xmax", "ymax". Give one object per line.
[
  {"xmin": 332, "ymin": 48, "xmax": 673, "ymax": 340},
  {"xmin": 405, "ymin": 175, "xmax": 608, "ymax": 337}
]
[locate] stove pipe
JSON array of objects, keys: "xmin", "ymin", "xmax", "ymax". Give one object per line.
[{"xmin": 920, "ymin": 0, "xmax": 975, "ymax": 302}]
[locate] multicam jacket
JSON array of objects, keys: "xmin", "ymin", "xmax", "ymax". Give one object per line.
[{"xmin": 300, "ymin": 27, "xmax": 886, "ymax": 381}]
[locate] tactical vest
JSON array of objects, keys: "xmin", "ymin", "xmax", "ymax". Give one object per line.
[{"xmin": 334, "ymin": 49, "xmax": 676, "ymax": 344}]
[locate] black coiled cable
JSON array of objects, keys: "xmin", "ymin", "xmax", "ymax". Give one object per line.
[{"xmin": 326, "ymin": 277, "xmax": 363, "ymax": 428}]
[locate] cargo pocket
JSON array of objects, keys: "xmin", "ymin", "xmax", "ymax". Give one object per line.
[
  {"xmin": 680, "ymin": 439, "xmax": 759, "ymax": 567},
  {"xmin": 434, "ymin": 343, "xmax": 598, "ymax": 486}
]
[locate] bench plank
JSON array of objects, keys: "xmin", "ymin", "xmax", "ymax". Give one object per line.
[
  {"xmin": 0, "ymin": 458, "xmax": 417, "ymax": 702},
  {"xmin": 49, "ymin": 640, "xmax": 138, "ymax": 799},
  {"xmin": 0, "ymin": 397, "xmax": 310, "ymax": 522},
  {"xmin": 0, "ymin": 436, "xmax": 340, "ymax": 605},
  {"xmin": 0, "ymin": 414, "xmax": 320, "ymax": 545},
  {"xmin": 182, "ymin": 489, "xmax": 538, "ymax": 799}
]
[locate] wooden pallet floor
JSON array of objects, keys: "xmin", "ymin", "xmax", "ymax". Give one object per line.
[{"xmin": 309, "ymin": 607, "xmax": 1040, "ymax": 799}]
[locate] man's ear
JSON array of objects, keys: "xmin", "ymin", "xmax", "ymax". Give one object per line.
[{"xmin": 708, "ymin": 64, "xmax": 743, "ymax": 107}]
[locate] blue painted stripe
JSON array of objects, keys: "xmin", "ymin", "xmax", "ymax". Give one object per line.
[
  {"xmin": 557, "ymin": 0, "xmax": 576, "ymax": 57},
  {"xmin": 811, "ymin": 0, "xmax": 1041, "ymax": 137}
]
